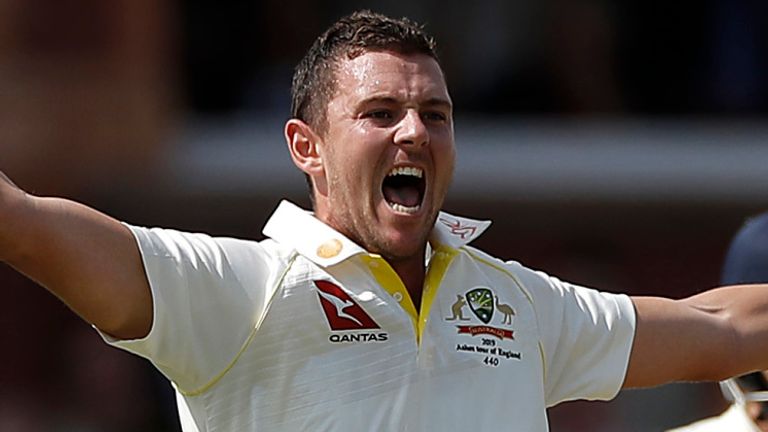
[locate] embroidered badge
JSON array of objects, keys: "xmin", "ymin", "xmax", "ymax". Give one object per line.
[
  {"xmin": 450, "ymin": 287, "xmax": 521, "ymax": 366},
  {"xmin": 466, "ymin": 287, "xmax": 494, "ymax": 324}
]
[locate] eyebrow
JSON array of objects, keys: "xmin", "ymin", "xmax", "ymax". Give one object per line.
[
  {"xmin": 422, "ymin": 97, "xmax": 453, "ymax": 111},
  {"xmin": 356, "ymin": 95, "xmax": 453, "ymax": 111}
]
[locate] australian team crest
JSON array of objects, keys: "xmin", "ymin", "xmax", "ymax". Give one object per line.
[{"xmin": 466, "ymin": 288, "xmax": 494, "ymax": 324}]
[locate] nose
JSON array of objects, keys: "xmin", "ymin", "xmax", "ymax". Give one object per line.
[{"xmin": 394, "ymin": 109, "xmax": 428, "ymax": 148}]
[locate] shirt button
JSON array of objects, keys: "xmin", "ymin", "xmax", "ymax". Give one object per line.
[{"xmin": 393, "ymin": 292, "xmax": 403, "ymax": 302}]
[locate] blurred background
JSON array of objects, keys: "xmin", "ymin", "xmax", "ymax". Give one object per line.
[{"xmin": 1, "ymin": 0, "xmax": 767, "ymax": 430}]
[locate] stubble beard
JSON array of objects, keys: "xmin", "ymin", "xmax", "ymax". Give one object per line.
[
  {"xmin": 326, "ymin": 200, "xmax": 434, "ymax": 262},
  {"xmin": 322, "ymin": 167, "xmax": 449, "ymax": 262}
]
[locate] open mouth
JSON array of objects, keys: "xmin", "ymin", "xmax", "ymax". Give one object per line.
[{"xmin": 382, "ymin": 166, "xmax": 426, "ymax": 214}]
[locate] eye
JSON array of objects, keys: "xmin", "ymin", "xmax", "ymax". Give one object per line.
[
  {"xmin": 364, "ymin": 109, "xmax": 393, "ymax": 120},
  {"xmin": 422, "ymin": 111, "xmax": 448, "ymax": 123}
]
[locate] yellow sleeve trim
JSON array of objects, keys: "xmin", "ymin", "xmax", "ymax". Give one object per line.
[{"xmin": 178, "ymin": 252, "xmax": 300, "ymax": 397}]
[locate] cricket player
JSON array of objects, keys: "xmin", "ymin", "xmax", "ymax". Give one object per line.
[
  {"xmin": 668, "ymin": 212, "xmax": 768, "ymax": 432},
  {"xmin": 3, "ymin": 10, "xmax": 768, "ymax": 431}
]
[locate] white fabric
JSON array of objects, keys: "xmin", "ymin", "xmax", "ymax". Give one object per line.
[
  {"xmin": 102, "ymin": 200, "xmax": 636, "ymax": 431},
  {"xmin": 666, "ymin": 405, "xmax": 761, "ymax": 432}
]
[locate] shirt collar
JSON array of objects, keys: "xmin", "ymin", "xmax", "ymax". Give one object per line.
[
  {"xmin": 430, "ymin": 211, "xmax": 492, "ymax": 249},
  {"xmin": 262, "ymin": 200, "xmax": 491, "ymax": 267}
]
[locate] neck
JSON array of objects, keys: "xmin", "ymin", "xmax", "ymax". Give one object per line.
[{"xmin": 387, "ymin": 254, "xmax": 426, "ymax": 310}]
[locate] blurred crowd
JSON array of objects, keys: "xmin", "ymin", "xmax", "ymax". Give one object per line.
[{"xmin": 183, "ymin": 1, "xmax": 768, "ymax": 116}]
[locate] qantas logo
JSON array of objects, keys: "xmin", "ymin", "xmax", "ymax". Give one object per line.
[
  {"xmin": 315, "ymin": 280, "xmax": 380, "ymax": 330},
  {"xmin": 314, "ymin": 281, "xmax": 388, "ymax": 343}
]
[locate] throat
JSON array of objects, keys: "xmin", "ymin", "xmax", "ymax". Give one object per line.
[
  {"xmin": 387, "ymin": 257, "xmax": 426, "ymax": 310},
  {"xmin": 407, "ymin": 283, "xmax": 423, "ymax": 311}
]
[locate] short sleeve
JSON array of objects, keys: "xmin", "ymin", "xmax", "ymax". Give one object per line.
[
  {"xmin": 508, "ymin": 262, "xmax": 636, "ymax": 406},
  {"xmin": 98, "ymin": 225, "xmax": 275, "ymax": 392}
]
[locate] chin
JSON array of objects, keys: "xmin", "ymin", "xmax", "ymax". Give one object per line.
[{"xmin": 378, "ymin": 231, "xmax": 428, "ymax": 260}]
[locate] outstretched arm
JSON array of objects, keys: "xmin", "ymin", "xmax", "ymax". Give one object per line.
[
  {"xmin": 624, "ymin": 284, "xmax": 768, "ymax": 388},
  {"xmin": 0, "ymin": 171, "xmax": 152, "ymax": 339}
]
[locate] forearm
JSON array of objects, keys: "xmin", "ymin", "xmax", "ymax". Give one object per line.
[{"xmin": 626, "ymin": 285, "xmax": 768, "ymax": 388}]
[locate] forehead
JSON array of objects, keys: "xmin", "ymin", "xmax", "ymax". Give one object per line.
[{"xmin": 331, "ymin": 51, "xmax": 450, "ymax": 102}]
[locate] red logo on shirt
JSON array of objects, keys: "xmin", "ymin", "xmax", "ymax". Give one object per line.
[
  {"xmin": 315, "ymin": 280, "xmax": 380, "ymax": 330},
  {"xmin": 439, "ymin": 217, "xmax": 477, "ymax": 239},
  {"xmin": 456, "ymin": 325, "xmax": 514, "ymax": 340}
]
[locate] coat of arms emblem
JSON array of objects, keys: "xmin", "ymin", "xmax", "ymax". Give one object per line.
[{"xmin": 465, "ymin": 287, "xmax": 494, "ymax": 324}]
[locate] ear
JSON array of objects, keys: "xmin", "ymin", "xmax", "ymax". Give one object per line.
[{"xmin": 285, "ymin": 119, "xmax": 325, "ymax": 177}]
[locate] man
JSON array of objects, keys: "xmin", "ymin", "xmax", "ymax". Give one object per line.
[
  {"xmin": 2, "ymin": 10, "xmax": 768, "ymax": 431},
  {"xmin": 668, "ymin": 212, "xmax": 768, "ymax": 432}
]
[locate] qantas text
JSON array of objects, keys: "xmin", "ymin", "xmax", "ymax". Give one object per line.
[{"xmin": 329, "ymin": 332, "xmax": 389, "ymax": 343}]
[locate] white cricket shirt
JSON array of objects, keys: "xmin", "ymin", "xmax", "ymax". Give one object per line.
[
  {"xmin": 103, "ymin": 200, "xmax": 636, "ymax": 431},
  {"xmin": 666, "ymin": 405, "xmax": 761, "ymax": 432}
]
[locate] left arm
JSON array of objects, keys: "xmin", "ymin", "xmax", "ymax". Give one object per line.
[{"xmin": 624, "ymin": 284, "xmax": 768, "ymax": 388}]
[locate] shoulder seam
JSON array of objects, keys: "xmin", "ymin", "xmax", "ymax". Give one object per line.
[
  {"xmin": 462, "ymin": 248, "xmax": 535, "ymax": 305},
  {"xmin": 178, "ymin": 250, "xmax": 300, "ymax": 397}
]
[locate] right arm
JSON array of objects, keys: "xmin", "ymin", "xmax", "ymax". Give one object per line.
[{"xmin": 0, "ymin": 170, "xmax": 152, "ymax": 339}]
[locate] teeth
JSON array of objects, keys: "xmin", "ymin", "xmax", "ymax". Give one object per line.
[
  {"xmin": 387, "ymin": 166, "xmax": 423, "ymax": 178},
  {"xmin": 383, "ymin": 166, "xmax": 423, "ymax": 214},
  {"xmin": 389, "ymin": 203, "xmax": 420, "ymax": 214}
]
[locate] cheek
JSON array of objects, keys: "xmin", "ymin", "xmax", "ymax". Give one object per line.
[
  {"xmin": 432, "ymin": 138, "xmax": 456, "ymax": 172},
  {"xmin": 333, "ymin": 129, "xmax": 383, "ymax": 166}
]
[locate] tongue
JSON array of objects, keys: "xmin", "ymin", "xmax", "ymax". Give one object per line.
[{"xmin": 383, "ymin": 184, "xmax": 420, "ymax": 207}]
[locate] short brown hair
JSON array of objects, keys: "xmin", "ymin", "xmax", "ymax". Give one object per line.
[{"xmin": 290, "ymin": 10, "xmax": 439, "ymax": 134}]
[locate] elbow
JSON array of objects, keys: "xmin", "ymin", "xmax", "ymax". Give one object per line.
[
  {"xmin": 690, "ymin": 310, "xmax": 752, "ymax": 382},
  {"xmin": 677, "ymin": 301, "xmax": 745, "ymax": 382}
]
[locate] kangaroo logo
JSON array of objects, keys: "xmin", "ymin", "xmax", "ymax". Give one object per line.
[
  {"xmin": 315, "ymin": 280, "xmax": 380, "ymax": 331},
  {"xmin": 454, "ymin": 287, "xmax": 516, "ymax": 341},
  {"xmin": 445, "ymin": 294, "xmax": 472, "ymax": 321}
]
